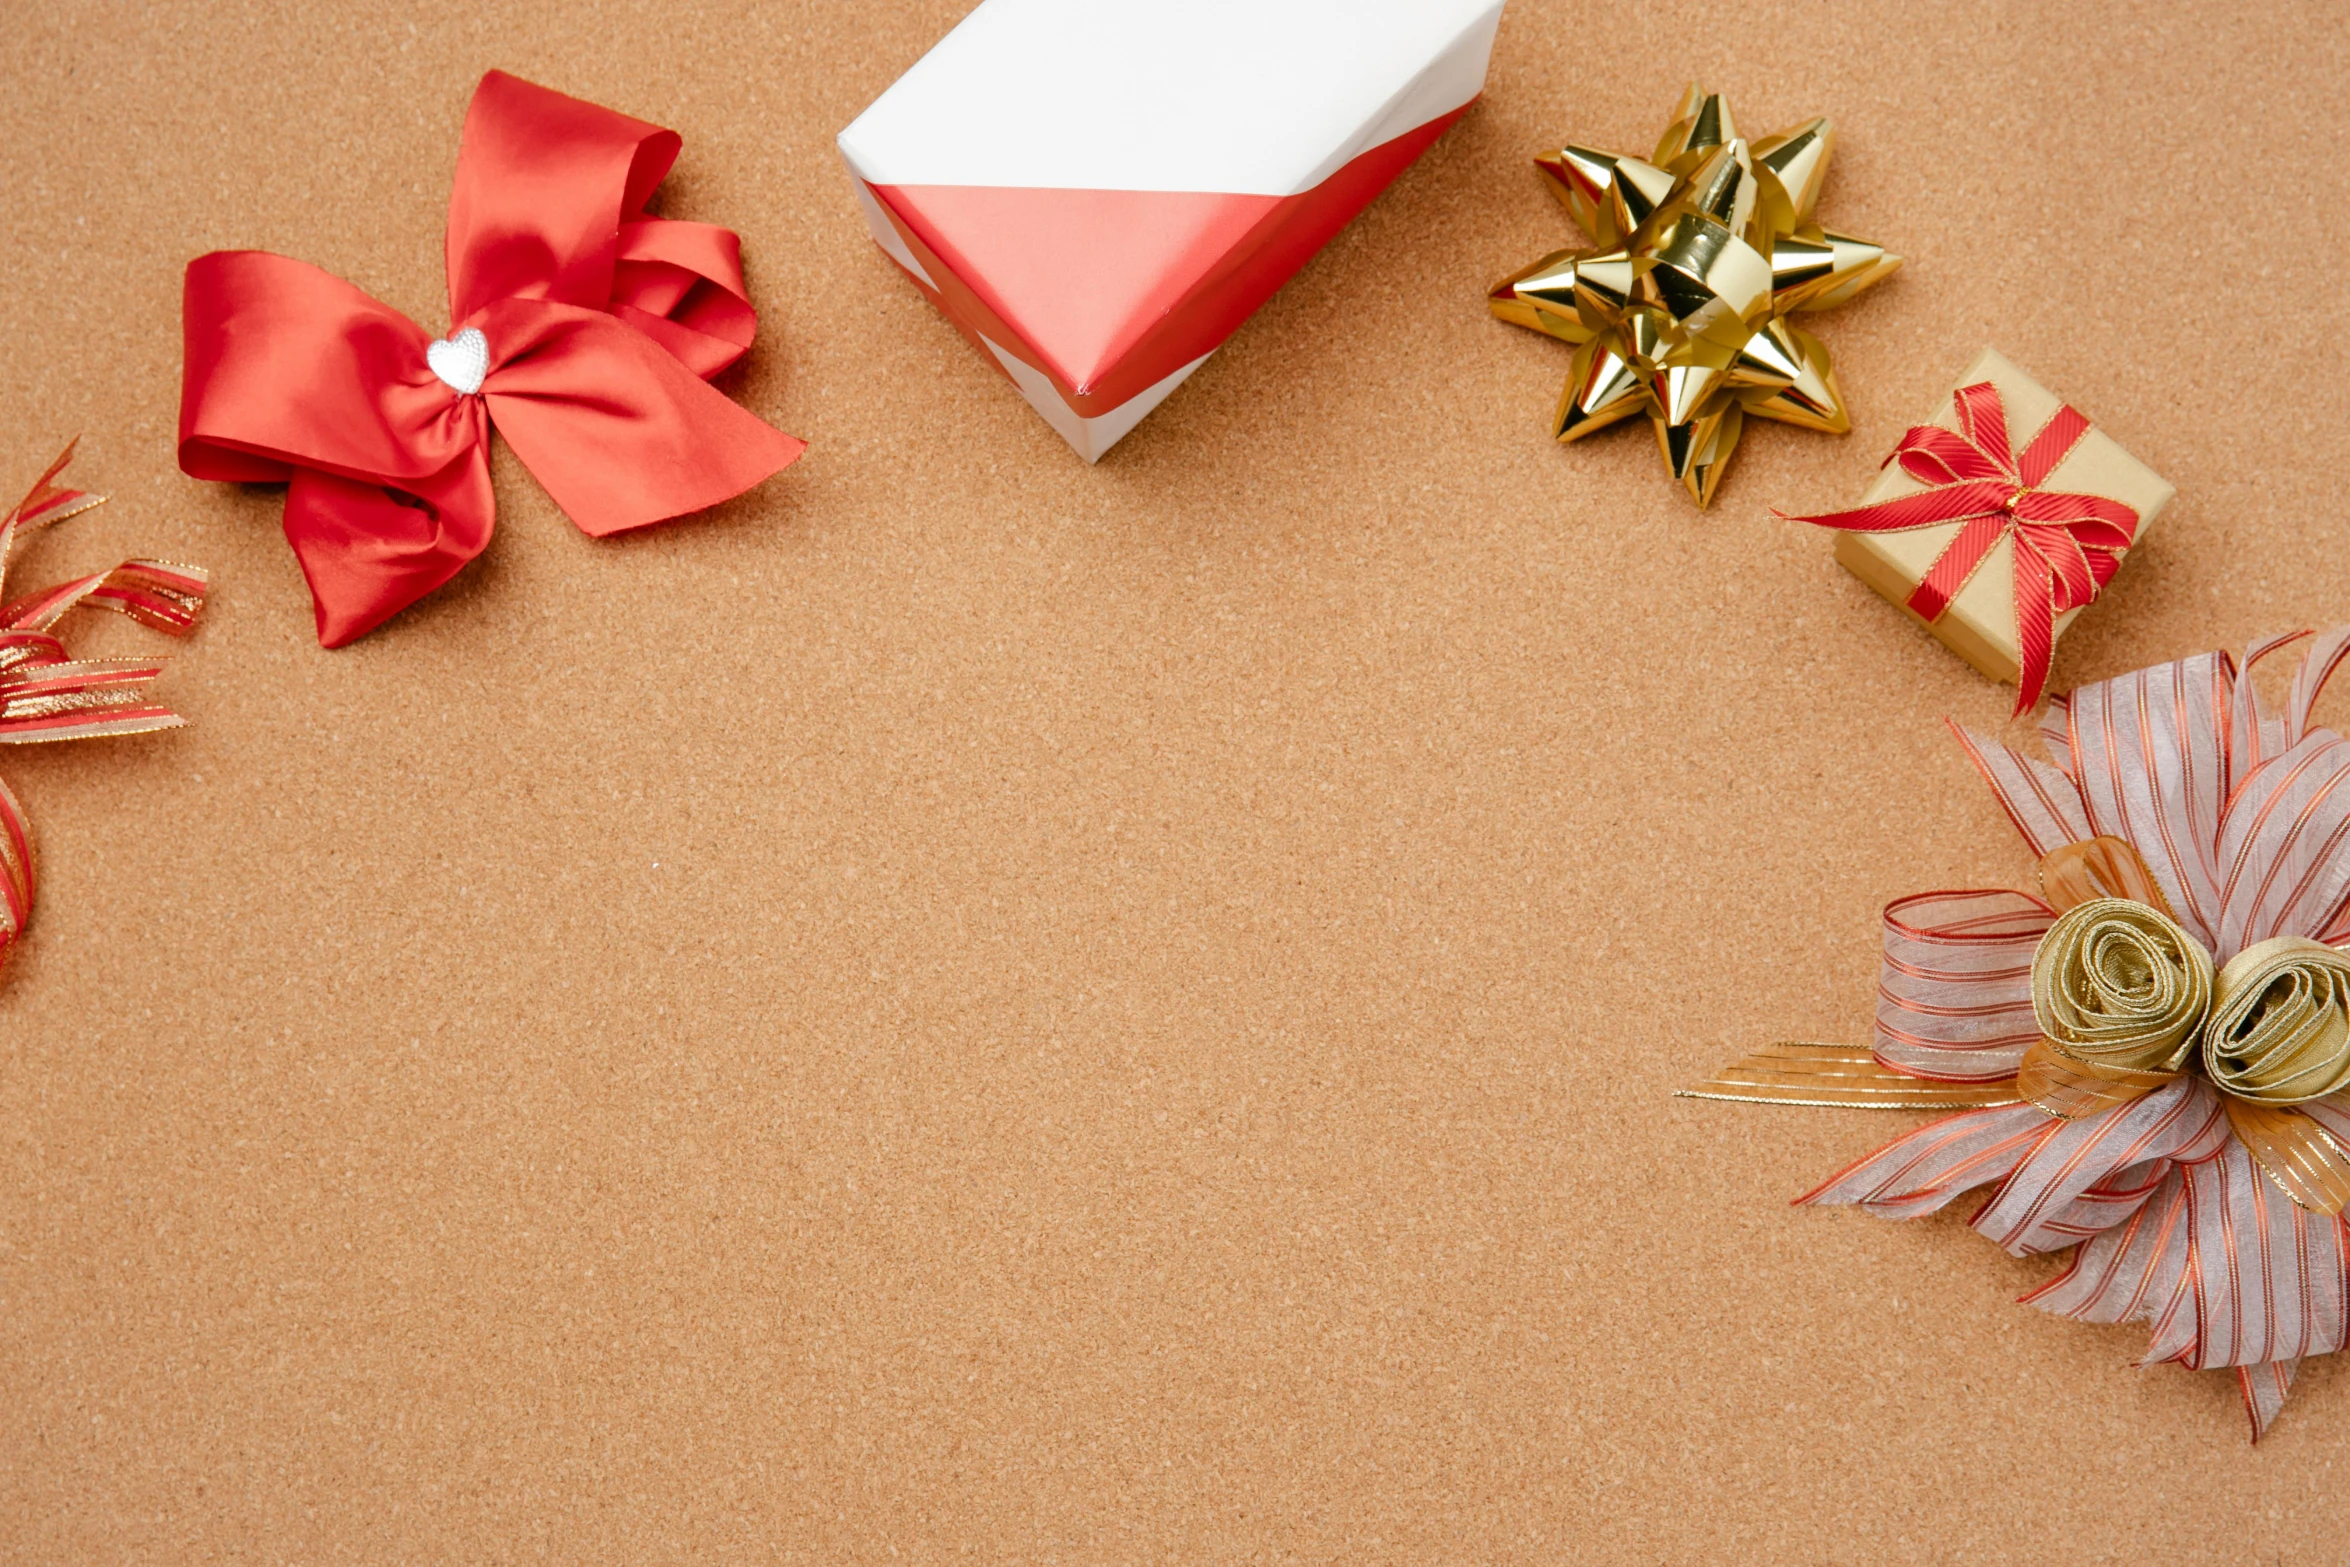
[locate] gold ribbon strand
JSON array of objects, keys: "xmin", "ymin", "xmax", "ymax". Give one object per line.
[{"xmin": 1676, "ymin": 1042, "xmax": 2020, "ymax": 1109}]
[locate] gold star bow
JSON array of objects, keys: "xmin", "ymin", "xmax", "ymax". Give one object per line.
[{"xmin": 1490, "ymin": 85, "xmax": 1901, "ymax": 506}]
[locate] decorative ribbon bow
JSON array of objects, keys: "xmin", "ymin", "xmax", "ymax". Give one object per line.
[
  {"xmin": 178, "ymin": 70, "xmax": 805, "ymax": 647},
  {"xmin": 0, "ymin": 443, "xmax": 208, "ymax": 971},
  {"xmin": 1780, "ymin": 381, "xmax": 2138, "ymax": 712},
  {"xmin": 1683, "ymin": 632, "xmax": 2350, "ymax": 1439}
]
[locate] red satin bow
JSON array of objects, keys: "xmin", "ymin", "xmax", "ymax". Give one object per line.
[
  {"xmin": 1782, "ymin": 381, "xmax": 2139, "ymax": 713},
  {"xmin": 178, "ymin": 70, "xmax": 805, "ymax": 647}
]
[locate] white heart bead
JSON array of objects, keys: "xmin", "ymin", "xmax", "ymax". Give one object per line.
[{"xmin": 425, "ymin": 327, "xmax": 489, "ymax": 396}]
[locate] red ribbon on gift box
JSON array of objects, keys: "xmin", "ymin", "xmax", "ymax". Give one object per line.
[
  {"xmin": 1780, "ymin": 381, "xmax": 2140, "ymax": 713},
  {"xmin": 178, "ymin": 71, "xmax": 805, "ymax": 647}
]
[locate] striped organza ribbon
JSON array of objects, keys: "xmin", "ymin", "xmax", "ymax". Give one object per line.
[{"xmin": 1685, "ymin": 836, "xmax": 2350, "ymax": 1216}]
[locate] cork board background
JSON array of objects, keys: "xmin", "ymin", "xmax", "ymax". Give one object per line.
[{"xmin": 4, "ymin": 0, "xmax": 2347, "ymax": 1559}]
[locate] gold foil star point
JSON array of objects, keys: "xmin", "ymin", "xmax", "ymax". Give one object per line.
[{"xmin": 1491, "ymin": 85, "xmax": 1902, "ymax": 507}]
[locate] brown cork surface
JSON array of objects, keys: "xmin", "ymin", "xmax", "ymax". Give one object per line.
[{"xmin": 2, "ymin": 1, "xmax": 2346, "ymax": 1559}]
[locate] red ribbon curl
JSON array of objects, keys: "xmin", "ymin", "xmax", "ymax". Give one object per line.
[
  {"xmin": 178, "ymin": 71, "xmax": 805, "ymax": 647},
  {"xmin": 1782, "ymin": 381, "xmax": 2139, "ymax": 713}
]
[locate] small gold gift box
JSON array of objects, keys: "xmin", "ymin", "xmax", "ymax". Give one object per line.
[{"xmin": 1828, "ymin": 347, "xmax": 2173, "ymax": 694}]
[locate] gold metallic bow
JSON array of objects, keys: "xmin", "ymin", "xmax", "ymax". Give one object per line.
[{"xmin": 1489, "ymin": 84, "xmax": 1900, "ymax": 506}]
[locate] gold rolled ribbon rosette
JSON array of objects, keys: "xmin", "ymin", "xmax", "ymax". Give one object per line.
[
  {"xmin": 2201, "ymin": 937, "xmax": 2350, "ymax": 1212},
  {"xmin": 2017, "ymin": 895, "xmax": 2210, "ymax": 1118},
  {"xmin": 2022, "ymin": 881, "xmax": 2350, "ymax": 1213},
  {"xmin": 2205, "ymin": 937, "xmax": 2350, "ymax": 1104}
]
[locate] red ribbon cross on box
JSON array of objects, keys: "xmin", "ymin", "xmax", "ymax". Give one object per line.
[{"xmin": 1784, "ymin": 381, "xmax": 2140, "ymax": 712}]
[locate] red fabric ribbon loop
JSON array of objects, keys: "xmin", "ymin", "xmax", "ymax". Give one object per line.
[
  {"xmin": 1781, "ymin": 382, "xmax": 2137, "ymax": 713},
  {"xmin": 179, "ymin": 70, "xmax": 805, "ymax": 647}
]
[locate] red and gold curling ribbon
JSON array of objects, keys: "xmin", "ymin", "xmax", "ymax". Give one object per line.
[{"xmin": 0, "ymin": 442, "xmax": 208, "ymax": 970}]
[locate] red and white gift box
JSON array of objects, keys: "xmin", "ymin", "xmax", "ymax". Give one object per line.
[{"xmin": 838, "ymin": 0, "xmax": 1505, "ymax": 461}]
